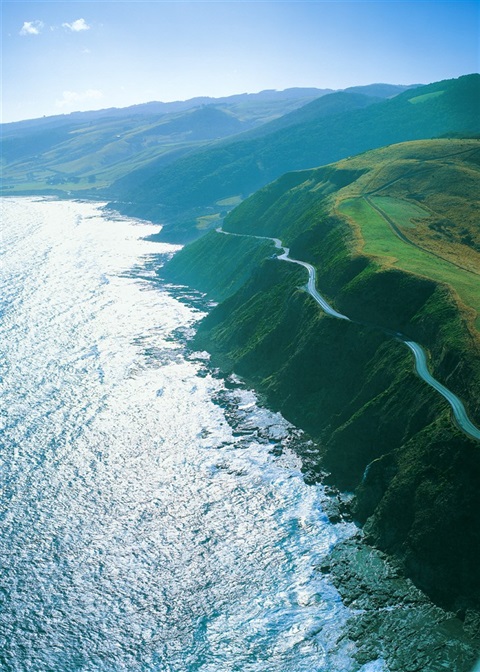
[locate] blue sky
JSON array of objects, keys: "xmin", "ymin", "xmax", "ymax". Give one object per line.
[{"xmin": 2, "ymin": 1, "xmax": 479, "ymax": 122}]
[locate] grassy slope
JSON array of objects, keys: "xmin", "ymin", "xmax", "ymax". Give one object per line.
[
  {"xmin": 114, "ymin": 75, "xmax": 480, "ymax": 241},
  {"xmin": 163, "ymin": 137, "xmax": 480, "ymax": 611},
  {"xmin": 1, "ymin": 107, "xmax": 251, "ymax": 194},
  {"xmin": 227, "ymin": 137, "xmax": 480, "ymax": 342},
  {"xmin": 329, "ymin": 141, "xmax": 480, "ymax": 351},
  {"xmin": 338, "ymin": 197, "xmax": 480, "ymax": 326}
]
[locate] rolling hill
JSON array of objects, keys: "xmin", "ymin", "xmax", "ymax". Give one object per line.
[
  {"xmin": 113, "ymin": 74, "xmax": 479, "ymax": 242},
  {"xmin": 0, "ymin": 87, "xmax": 332, "ymax": 196}
]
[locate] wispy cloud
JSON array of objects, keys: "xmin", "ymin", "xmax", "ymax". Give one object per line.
[
  {"xmin": 55, "ymin": 89, "xmax": 103, "ymax": 109},
  {"xmin": 62, "ymin": 18, "xmax": 90, "ymax": 32},
  {"xmin": 19, "ymin": 20, "xmax": 44, "ymax": 36}
]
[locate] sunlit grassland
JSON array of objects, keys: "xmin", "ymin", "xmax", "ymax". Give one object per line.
[
  {"xmin": 216, "ymin": 195, "xmax": 243, "ymax": 207},
  {"xmin": 408, "ymin": 90, "xmax": 445, "ymax": 105},
  {"xmin": 196, "ymin": 213, "xmax": 222, "ymax": 230},
  {"xmin": 337, "ymin": 197, "xmax": 480, "ymax": 331},
  {"xmin": 368, "ymin": 194, "xmax": 480, "ymax": 274},
  {"xmin": 370, "ymin": 196, "xmax": 430, "ymax": 228}
]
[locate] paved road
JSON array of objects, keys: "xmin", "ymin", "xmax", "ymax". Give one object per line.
[
  {"xmin": 217, "ymin": 227, "xmax": 480, "ymax": 441},
  {"xmin": 404, "ymin": 340, "xmax": 480, "ymax": 440},
  {"xmin": 277, "ymin": 246, "xmax": 350, "ymax": 321}
]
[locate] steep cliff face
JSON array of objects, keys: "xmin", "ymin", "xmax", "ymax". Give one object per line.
[
  {"xmin": 161, "ymin": 229, "xmax": 275, "ymax": 301},
  {"xmin": 161, "ymin": 139, "xmax": 480, "ymax": 613}
]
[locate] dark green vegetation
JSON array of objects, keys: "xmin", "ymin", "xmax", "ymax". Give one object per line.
[
  {"xmin": 162, "ymin": 229, "xmax": 274, "ymax": 302},
  {"xmin": 114, "ymin": 74, "xmax": 479, "ymax": 241},
  {"xmin": 162, "ymin": 138, "xmax": 480, "ymax": 616},
  {"xmin": 0, "ymin": 87, "xmax": 331, "ymax": 197}
]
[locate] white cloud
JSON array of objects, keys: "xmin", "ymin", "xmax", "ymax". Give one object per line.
[
  {"xmin": 19, "ymin": 20, "xmax": 44, "ymax": 36},
  {"xmin": 62, "ymin": 18, "xmax": 90, "ymax": 32},
  {"xmin": 55, "ymin": 89, "xmax": 104, "ymax": 109}
]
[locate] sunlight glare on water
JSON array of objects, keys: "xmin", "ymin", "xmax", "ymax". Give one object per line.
[{"xmin": 0, "ymin": 197, "xmax": 368, "ymax": 671}]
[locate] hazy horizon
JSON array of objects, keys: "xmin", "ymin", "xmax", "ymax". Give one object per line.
[
  {"xmin": 2, "ymin": 0, "xmax": 479, "ymax": 124},
  {"xmin": 2, "ymin": 81, "xmax": 429, "ymax": 125}
]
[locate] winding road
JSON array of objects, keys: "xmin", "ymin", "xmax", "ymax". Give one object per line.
[
  {"xmin": 217, "ymin": 226, "xmax": 480, "ymax": 441},
  {"xmin": 403, "ymin": 340, "xmax": 480, "ymax": 440}
]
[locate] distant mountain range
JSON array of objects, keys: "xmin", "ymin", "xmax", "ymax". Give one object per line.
[
  {"xmin": 1, "ymin": 83, "xmax": 418, "ymax": 205},
  {"xmin": 2, "ymin": 83, "xmax": 418, "ymax": 129}
]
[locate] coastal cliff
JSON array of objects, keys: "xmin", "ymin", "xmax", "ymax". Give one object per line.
[{"xmin": 161, "ymin": 139, "xmax": 480, "ymax": 615}]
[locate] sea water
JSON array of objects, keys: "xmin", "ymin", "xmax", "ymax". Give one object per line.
[{"xmin": 0, "ymin": 197, "xmax": 384, "ymax": 671}]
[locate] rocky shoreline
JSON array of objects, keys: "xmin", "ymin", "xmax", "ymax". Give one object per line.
[
  {"xmin": 320, "ymin": 531, "xmax": 479, "ymax": 671},
  {"xmin": 166, "ymin": 281, "xmax": 480, "ymax": 670}
]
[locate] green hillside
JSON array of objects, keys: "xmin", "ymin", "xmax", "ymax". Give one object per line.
[
  {"xmin": 227, "ymin": 138, "xmax": 480, "ymax": 329},
  {"xmin": 114, "ymin": 74, "xmax": 480, "ymax": 241},
  {"xmin": 0, "ymin": 88, "xmax": 329, "ymax": 196},
  {"xmin": 1, "ymin": 107, "xmax": 251, "ymax": 195},
  {"xmin": 107, "ymin": 90, "xmax": 383, "ymax": 236},
  {"xmin": 161, "ymin": 138, "xmax": 480, "ymax": 613}
]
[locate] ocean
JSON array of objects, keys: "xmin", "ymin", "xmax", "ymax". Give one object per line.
[{"xmin": 0, "ymin": 197, "xmax": 385, "ymax": 672}]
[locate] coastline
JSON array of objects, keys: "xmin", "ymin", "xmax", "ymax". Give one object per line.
[
  {"xmin": 322, "ymin": 536, "xmax": 480, "ymax": 671},
  {"xmin": 167, "ymin": 281, "xmax": 480, "ymax": 671}
]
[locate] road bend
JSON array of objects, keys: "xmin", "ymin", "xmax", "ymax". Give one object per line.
[{"xmin": 216, "ymin": 227, "xmax": 480, "ymax": 441}]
